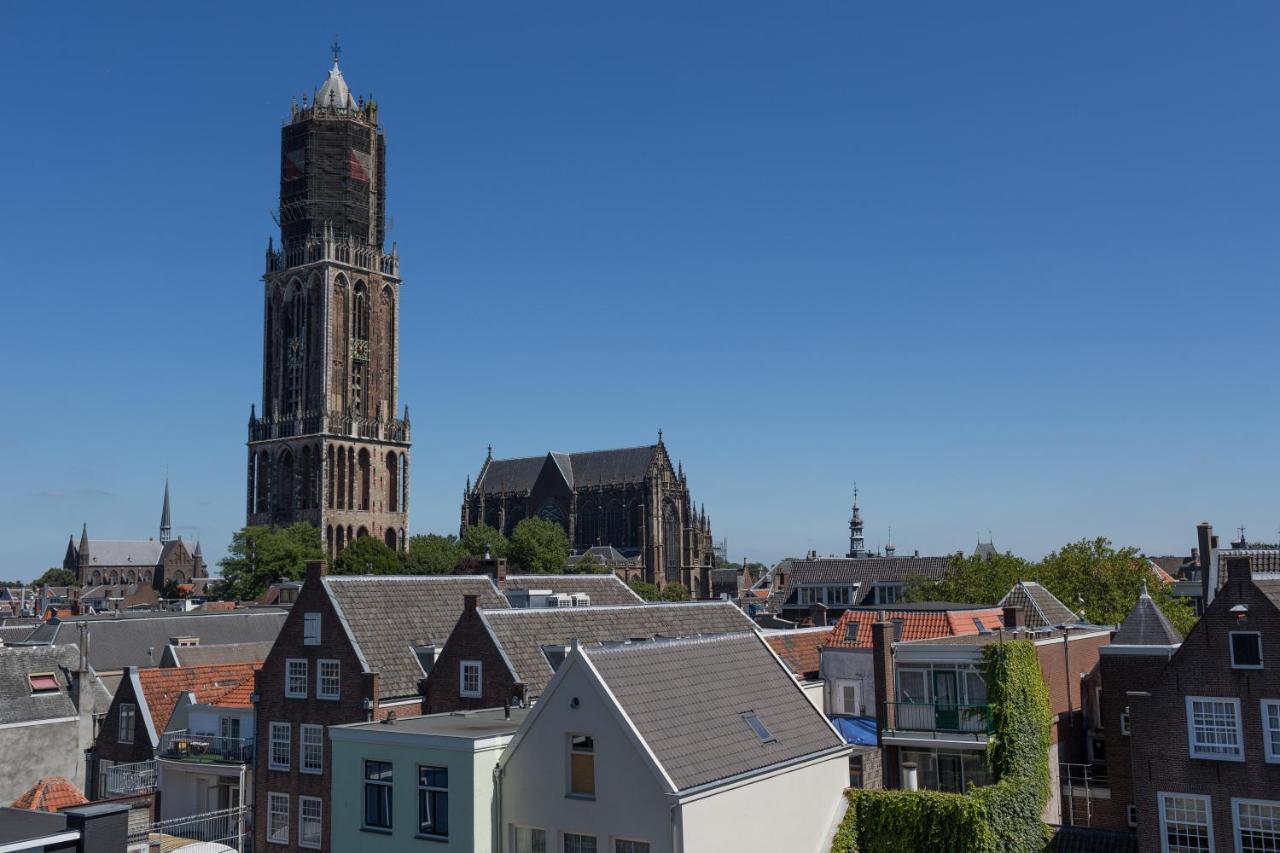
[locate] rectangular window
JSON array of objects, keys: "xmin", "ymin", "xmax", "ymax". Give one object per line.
[
  {"xmin": 417, "ymin": 765, "xmax": 448, "ymax": 838},
  {"xmin": 460, "ymin": 660, "xmax": 482, "ymax": 698},
  {"xmin": 1127, "ymin": 805, "xmax": 1137, "ymax": 828},
  {"xmin": 615, "ymin": 841, "xmax": 650, "ymax": 853},
  {"xmin": 568, "ymin": 734, "xmax": 595, "ymax": 798},
  {"xmin": 317, "ymin": 659, "xmax": 340, "ymax": 700},
  {"xmin": 28, "ymin": 673, "xmax": 59, "ymax": 695},
  {"xmin": 743, "ymin": 712, "xmax": 776, "ymax": 743},
  {"xmin": 364, "ymin": 760, "xmax": 393, "ymax": 830},
  {"xmin": 838, "ymin": 682, "xmax": 859, "ymax": 716},
  {"xmin": 303, "ymin": 612, "xmax": 321, "ymax": 645},
  {"xmin": 286, "ymin": 659, "xmax": 308, "ymax": 698},
  {"xmin": 843, "ymin": 621, "xmax": 859, "ymax": 642},
  {"xmin": 1231, "ymin": 632, "xmax": 1263, "ymax": 669},
  {"xmin": 1235, "ymin": 798, "xmax": 1280, "ymax": 853},
  {"xmin": 298, "ymin": 796, "xmax": 322, "ymax": 849},
  {"xmin": 1264, "ymin": 700, "xmax": 1280, "ymax": 763},
  {"xmin": 564, "ymin": 834, "xmax": 597, "ymax": 853},
  {"xmin": 512, "ymin": 826, "xmax": 547, "ymax": 853},
  {"xmin": 300, "ymin": 724, "xmax": 323, "ymax": 774},
  {"xmin": 897, "ymin": 668, "xmax": 928, "ymax": 703},
  {"xmin": 269, "ymin": 722, "xmax": 291, "ymax": 771},
  {"xmin": 1186, "ymin": 696, "xmax": 1243, "ymax": 760},
  {"xmin": 1159, "ymin": 792, "xmax": 1212, "ymax": 853},
  {"xmin": 1120, "ymin": 711, "xmax": 1131, "ymax": 736},
  {"xmin": 118, "ymin": 703, "xmax": 136, "ymax": 744},
  {"xmin": 267, "ymin": 792, "xmax": 289, "ymax": 845}
]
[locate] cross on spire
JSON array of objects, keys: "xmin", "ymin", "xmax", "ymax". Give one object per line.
[{"xmin": 331, "ymin": 37, "xmax": 341, "ymax": 66}]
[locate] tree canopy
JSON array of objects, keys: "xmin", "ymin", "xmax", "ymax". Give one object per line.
[
  {"xmin": 217, "ymin": 524, "xmax": 324, "ymax": 600},
  {"xmin": 568, "ymin": 553, "xmax": 606, "ymax": 574},
  {"xmin": 627, "ymin": 578, "xmax": 692, "ymax": 602},
  {"xmin": 332, "ymin": 535, "xmax": 403, "ymax": 576},
  {"xmin": 33, "ymin": 568, "xmax": 77, "ymax": 587},
  {"xmin": 905, "ymin": 537, "xmax": 1197, "ymax": 636},
  {"xmin": 508, "ymin": 517, "xmax": 570, "ymax": 574},
  {"xmin": 404, "ymin": 534, "xmax": 463, "ymax": 575},
  {"xmin": 460, "ymin": 523, "xmax": 508, "ymax": 559}
]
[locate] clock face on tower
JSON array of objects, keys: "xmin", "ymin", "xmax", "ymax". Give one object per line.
[
  {"xmin": 352, "ymin": 338, "xmax": 370, "ymax": 363},
  {"xmin": 286, "ymin": 337, "xmax": 304, "ymax": 367}
]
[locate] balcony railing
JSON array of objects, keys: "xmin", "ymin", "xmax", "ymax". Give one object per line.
[
  {"xmin": 103, "ymin": 759, "xmax": 156, "ymax": 796},
  {"xmin": 248, "ymin": 410, "xmax": 410, "ymax": 443},
  {"xmin": 886, "ymin": 702, "xmax": 993, "ymax": 734},
  {"xmin": 129, "ymin": 805, "xmax": 250, "ymax": 853},
  {"xmin": 158, "ymin": 730, "xmax": 254, "ymax": 764}
]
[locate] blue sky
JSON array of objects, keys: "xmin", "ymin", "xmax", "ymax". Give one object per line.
[{"xmin": 2, "ymin": 2, "xmax": 1278, "ymax": 579}]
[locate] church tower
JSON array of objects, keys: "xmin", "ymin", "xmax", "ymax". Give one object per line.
[
  {"xmin": 247, "ymin": 47, "xmax": 410, "ymax": 556},
  {"xmin": 847, "ymin": 485, "xmax": 867, "ymax": 558}
]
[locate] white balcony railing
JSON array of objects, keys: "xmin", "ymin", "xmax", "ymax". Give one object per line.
[{"xmin": 103, "ymin": 759, "xmax": 156, "ymax": 796}]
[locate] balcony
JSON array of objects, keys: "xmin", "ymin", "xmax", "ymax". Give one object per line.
[
  {"xmin": 884, "ymin": 702, "xmax": 993, "ymax": 740},
  {"xmin": 102, "ymin": 759, "xmax": 156, "ymax": 796},
  {"xmin": 158, "ymin": 730, "xmax": 253, "ymax": 765}
]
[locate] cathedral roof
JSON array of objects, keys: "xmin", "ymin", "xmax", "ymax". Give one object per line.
[
  {"xmin": 316, "ymin": 59, "xmax": 357, "ymax": 110},
  {"xmin": 81, "ymin": 540, "xmax": 165, "ymax": 568},
  {"xmin": 476, "ymin": 445, "xmax": 659, "ymax": 495}
]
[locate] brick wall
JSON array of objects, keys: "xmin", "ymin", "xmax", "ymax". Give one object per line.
[
  {"xmin": 423, "ymin": 596, "xmax": 520, "ymax": 714},
  {"xmin": 93, "ymin": 670, "xmax": 156, "ymax": 767},
  {"xmin": 1035, "ymin": 630, "xmax": 1110, "ymax": 759}
]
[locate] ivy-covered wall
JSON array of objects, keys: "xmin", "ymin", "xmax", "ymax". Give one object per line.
[{"xmin": 831, "ymin": 640, "xmax": 1052, "ymax": 853}]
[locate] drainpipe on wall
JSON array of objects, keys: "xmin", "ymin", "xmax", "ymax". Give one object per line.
[{"xmin": 493, "ymin": 762, "xmax": 504, "ymax": 853}]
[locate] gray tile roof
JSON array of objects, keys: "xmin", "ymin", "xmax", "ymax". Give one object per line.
[
  {"xmin": 1254, "ymin": 578, "xmax": 1280, "ymax": 611},
  {"xmin": 0, "ymin": 625, "xmax": 36, "ymax": 645},
  {"xmin": 1112, "ymin": 591, "xmax": 1182, "ymax": 646},
  {"xmin": 16, "ymin": 610, "xmax": 288, "ymax": 672},
  {"xmin": 1000, "ymin": 581, "xmax": 1079, "ymax": 629},
  {"xmin": 769, "ymin": 556, "xmax": 951, "ymax": 611},
  {"xmin": 502, "ymin": 575, "xmax": 643, "ymax": 606},
  {"xmin": 584, "ymin": 633, "xmax": 846, "ymax": 790},
  {"xmin": 82, "ymin": 540, "xmax": 165, "ymax": 567},
  {"xmin": 325, "ymin": 576, "xmax": 509, "ymax": 700},
  {"xmin": 0, "ymin": 645, "xmax": 86, "ymax": 725},
  {"xmin": 477, "ymin": 445, "xmax": 657, "ymax": 494},
  {"xmin": 1222, "ymin": 549, "xmax": 1280, "ymax": 574},
  {"xmin": 481, "ymin": 601, "xmax": 758, "ymax": 699},
  {"xmin": 159, "ymin": 641, "xmax": 277, "ymax": 668}
]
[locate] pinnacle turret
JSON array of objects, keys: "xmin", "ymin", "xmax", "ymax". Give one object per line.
[{"xmin": 159, "ymin": 479, "xmax": 172, "ymax": 544}]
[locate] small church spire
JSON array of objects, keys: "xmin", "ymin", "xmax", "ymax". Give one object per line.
[
  {"xmin": 847, "ymin": 484, "xmax": 867, "ymax": 559},
  {"xmin": 160, "ymin": 479, "xmax": 172, "ymax": 544}
]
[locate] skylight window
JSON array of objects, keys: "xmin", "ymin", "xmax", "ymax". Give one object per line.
[
  {"xmin": 844, "ymin": 621, "xmax": 859, "ymax": 642},
  {"xmin": 742, "ymin": 712, "xmax": 776, "ymax": 743},
  {"xmin": 29, "ymin": 673, "xmax": 59, "ymax": 695}
]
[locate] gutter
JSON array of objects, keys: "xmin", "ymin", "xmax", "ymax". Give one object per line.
[{"xmin": 674, "ymin": 744, "xmax": 852, "ymax": 803}]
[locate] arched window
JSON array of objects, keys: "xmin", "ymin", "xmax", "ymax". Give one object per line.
[
  {"xmin": 351, "ymin": 283, "xmax": 369, "ymax": 417},
  {"xmin": 336, "ymin": 526, "xmax": 346, "ymax": 554},
  {"xmin": 383, "ymin": 285, "xmax": 396, "ymax": 414},
  {"xmin": 537, "ymin": 501, "xmax": 566, "ymax": 531},
  {"xmin": 384, "ymin": 528, "xmax": 397, "ymax": 550},
  {"xmin": 126, "ymin": 570, "xmax": 136, "ymax": 584},
  {"xmin": 172, "ymin": 571, "xmax": 186, "ymax": 585},
  {"xmin": 400, "ymin": 454, "xmax": 408, "ymax": 512},
  {"xmin": 327, "ymin": 445, "xmax": 336, "ymax": 509},
  {"xmin": 336, "ymin": 448, "xmax": 346, "ymax": 510},
  {"xmin": 347, "ymin": 525, "xmax": 354, "ymax": 544},
  {"xmin": 399, "ymin": 528, "xmax": 406, "ymax": 552},
  {"xmin": 255, "ymin": 451, "xmax": 270, "ymax": 514},
  {"xmin": 279, "ymin": 449, "xmax": 295, "ymax": 511},
  {"xmin": 91, "ymin": 571, "xmax": 101, "ymax": 585},
  {"xmin": 301, "ymin": 446, "xmax": 312, "ymax": 509},
  {"xmin": 326, "ymin": 525, "xmax": 334, "ymax": 557},
  {"xmin": 386, "ymin": 451, "xmax": 398, "ymax": 512},
  {"xmin": 358, "ymin": 449, "xmax": 371, "ymax": 510},
  {"xmin": 284, "ymin": 280, "xmax": 307, "ymax": 415},
  {"xmin": 347, "ymin": 447, "xmax": 356, "ymax": 509},
  {"xmin": 606, "ymin": 500, "xmax": 626, "ymax": 547},
  {"xmin": 109, "ymin": 570, "xmax": 119, "ymax": 585},
  {"xmin": 663, "ymin": 502, "xmax": 681, "ymax": 583},
  {"xmin": 357, "ymin": 526, "xmax": 368, "ymax": 539},
  {"xmin": 353, "ymin": 282, "xmax": 369, "ymax": 340}
]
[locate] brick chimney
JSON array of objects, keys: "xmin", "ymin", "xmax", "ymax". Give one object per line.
[
  {"xmin": 809, "ymin": 602, "xmax": 828, "ymax": 627},
  {"xmin": 871, "ymin": 620, "xmax": 896, "ymax": 787},
  {"xmin": 1226, "ymin": 555, "xmax": 1253, "ymax": 584},
  {"xmin": 1196, "ymin": 523, "xmax": 1216, "ymax": 606},
  {"xmin": 1003, "ymin": 606, "xmax": 1023, "ymax": 630},
  {"xmin": 305, "ymin": 560, "xmax": 327, "ymax": 584},
  {"xmin": 463, "ymin": 594, "xmax": 478, "ymax": 616}
]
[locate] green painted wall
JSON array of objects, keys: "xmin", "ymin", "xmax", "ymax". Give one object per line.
[{"xmin": 330, "ymin": 736, "xmax": 504, "ymax": 853}]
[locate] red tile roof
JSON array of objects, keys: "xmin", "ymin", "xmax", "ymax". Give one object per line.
[
  {"xmin": 136, "ymin": 662, "xmax": 260, "ymax": 733},
  {"xmin": 764, "ymin": 630, "xmax": 825, "ymax": 680},
  {"xmin": 11, "ymin": 776, "xmax": 89, "ymax": 812},
  {"xmin": 824, "ymin": 607, "xmax": 1005, "ymax": 649}
]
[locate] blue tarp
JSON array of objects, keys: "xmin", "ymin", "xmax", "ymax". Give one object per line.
[{"xmin": 830, "ymin": 715, "xmax": 879, "ymax": 746}]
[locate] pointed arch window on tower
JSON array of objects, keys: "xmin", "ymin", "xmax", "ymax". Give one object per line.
[
  {"xmin": 385, "ymin": 451, "xmax": 398, "ymax": 512},
  {"xmin": 285, "ymin": 283, "xmax": 308, "ymax": 416},
  {"xmin": 279, "ymin": 450, "xmax": 295, "ymax": 512},
  {"xmin": 351, "ymin": 283, "xmax": 369, "ymax": 417},
  {"xmin": 358, "ymin": 449, "xmax": 371, "ymax": 511}
]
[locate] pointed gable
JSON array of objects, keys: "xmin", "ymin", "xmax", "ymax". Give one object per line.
[
  {"xmin": 1112, "ymin": 588, "xmax": 1182, "ymax": 647},
  {"xmin": 1000, "ymin": 581, "xmax": 1079, "ymax": 629}
]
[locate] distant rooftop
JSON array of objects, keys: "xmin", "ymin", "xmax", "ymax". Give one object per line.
[{"xmin": 336, "ymin": 706, "xmax": 533, "ymax": 740}]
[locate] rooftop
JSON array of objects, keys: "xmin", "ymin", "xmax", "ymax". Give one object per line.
[
  {"xmin": 10, "ymin": 777, "xmax": 88, "ymax": 812},
  {"xmin": 338, "ymin": 706, "xmax": 533, "ymax": 740}
]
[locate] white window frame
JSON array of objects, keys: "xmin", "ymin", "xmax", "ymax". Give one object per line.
[
  {"xmin": 416, "ymin": 764, "xmax": 448, "ymax": 839},
  {"xmin": 614, "ymin": 839, "xmax": 651, "ymax": 853},
  {"xmin": 317, "ymin": 659, "xmax": 340, "ymax": 700},
  {"xmin": 268, "ymin": 722, "xmax": 291, "ymax": 771},
  {"xmin": 285, "ymin": 658, "xmax": 308, "ymax": 698},
  {"xmin": 836, "ymin": 680, "xmax": 860, "ymax": 716},
  {"xmin": 298, "ymin": 795, "xmax": 322, "ymax": 849},
  {"xmin": 118, "ymin": 702, "xmax": 136, "ymax": 745},
  {"xmin": 303, "ymin": 612, "xmax": 321, "ymax": 645},
  {"xmin": 460, "ymin": 660, "xmax": 482, "ymax": 698},
  {"xmin": 267, "ymin": 792, "xmax": 289, "ymax": 845},
  {"xmin": 563, "ymin": 832, "xmax": 598, "ymax": 853},
  {"xmin": 1233, "ymin": 797, "xmax": 1280, "ymax": 853},
  {"xmin": 1158, "ymin": 791, "xmax": 1213, "ymax": 853},
  {"xmin": 1120, "ymin": 710, "xmax": 1131, "ymax": 736},
  {"xmin": 300, "ymin": 724, "xmax": 323, "ymax": 774},
  {"xmin": 1230, "ymin": 631, "xmax": 1263, "ymax": 670},
  {"xmin": 510, "ymin": 825, "xmax": 547, "ymax": 853},
  {"xmin": 1127, "ymin": 805, "xmax": 1137, "ymax": 828},
  {"xmin": 1186, "ymin": 696, "xmax": 1244, "ymax": 761},
  {"xmin": 1263, "ymin": 700, "xmax": 1280, "ymax": 764}
]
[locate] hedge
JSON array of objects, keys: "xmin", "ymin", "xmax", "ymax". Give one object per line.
[{"xmin": 831, "ymin": 640, "xmax": 1052, "ymax": 853}]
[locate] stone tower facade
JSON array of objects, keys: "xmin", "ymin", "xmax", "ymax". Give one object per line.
[{"xmin": 246, "ymin": 52, "xmax": 410, "ymax": 556}]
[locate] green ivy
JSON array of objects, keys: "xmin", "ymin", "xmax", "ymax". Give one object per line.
[{"xmin": 831, "ymin": 641, "xmax": 1052, "ymax": 853}]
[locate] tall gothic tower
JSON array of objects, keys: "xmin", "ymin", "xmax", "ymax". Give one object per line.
[{"xmin": 246, "ymin": 49, "xmax": 410, "ymax": 556}]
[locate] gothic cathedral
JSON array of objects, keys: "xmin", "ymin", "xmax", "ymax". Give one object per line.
[{"xmin": 246, "ymin": 52, "xmax": 410, "ymax": 556}]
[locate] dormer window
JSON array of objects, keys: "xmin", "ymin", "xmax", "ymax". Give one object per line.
[
  {"xmin": 28, "ymin": 673, "xmax": 59, "ymax": 696},
  {"xmin": 1231, "ymin": 632, "xmax": 1263, "ymax": 669}
]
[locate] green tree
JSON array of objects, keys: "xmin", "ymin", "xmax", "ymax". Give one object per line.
[
  {"xmin": 404, "ymin": 534, "xmax": 463, "ymax": 575},
  {"xmin": 217, "ymin": 524, "xmax": 324, "ymax": 601},
  {"xmin": 508, "ymin": 517, "xmax": 570, "ymax": 573},
  {"xmin": 568, "ymin": 553, "xmax": 605, "ymax": 574},
  {"xmin": 906, "ymin": 551, "xmax": 1031, "ymax": 606},
  {"xmin": 33, "ymin": 568, "xmax": 77, "ymax": 587},
  {"xmin": 460, "ymin": 524, "xmax": 508, "ymax": 559},
  {"xmin": 628, "ymin": 578, "xmax": 660, "ymax": 601},
  {"xmin": 658, "ymin": 582, "xmax": 691, "ymax": 601},
  {"xmin": 161, "ymin": 578, "xmax": 185, "ymax": 600},
  {"xmin": 332, "ymin": 535, "xmax": 404, "ymax": 576}
]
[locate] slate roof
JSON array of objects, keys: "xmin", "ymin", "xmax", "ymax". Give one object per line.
[
  {"xmin": 584, "ymin": 633, "xmax": 846, "ymax": 791},
  {"xmin": 476, "ymin": 445, "xmax": 657, "ymax": 494},
  {"xmin": 81, "ymin": 540, "xmax": 165, "ymax": 567},
  {"xmin": 10, "ymin": 777, "xmax": 88, "ymax": 812},
  {"xmin": 999, "ymin": 581, "xmax": 1079, "ymax": 629},
  {"xmin": 1112, "ymin": 589, "xmax": 1182, "ymax": 646},
  {"xmin": 824, "ymin": 607, "xmax": 1004, "ymax": 650},
  {"xmin": 502, "ymin": 574, "xmax": 644, "ymax": 606},
  {"xmin": 762, "ymin": 627, "xmax": 828, "ymax": 680},
  {"xmin": 135, "ymin": 663, "xmax": 259, "ymax": 734},
  {"xmin": 159, "ymin": 641, "xmax": 277, "ymax": 668},
  {"xmin": 0, "ymin": 645, "xmax": 97, "ymax": 726},
  {"xmin": 768, "ymin": 556, "xmax": 951, "ymax": 611},
  {"xmin": 0, "ymin": 625, "xmax": 36, "ymax": 645},
  {"xmin": 1222, "ymin": 549, "xmax": 1280, "ymax": 575},
  {"xmin": 1254, "ymin": 578, "xmax": 1280, "ymax": 611},
  {"xmin": 480, "ymin": 601, "xmax": 758, "ymax": 699},
  {"xmin": 565, "ymin": 547, "xmax": 642, "ymax": 568},
  {"xmin": 324, "ymin": 576, "xmax": 509, "ymax": 700}
]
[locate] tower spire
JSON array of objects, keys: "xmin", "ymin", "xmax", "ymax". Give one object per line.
[
  {"xmin": 847, "ymin": 483, "xmax": 867, "ymax": 558},
  {"xmin": 160, "ymin": 479, "xmax": 172, "ymax": 544}
]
